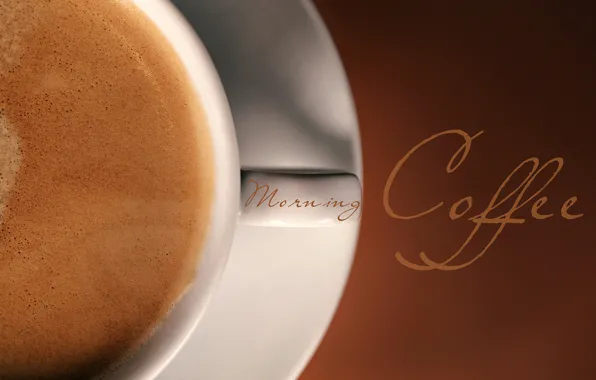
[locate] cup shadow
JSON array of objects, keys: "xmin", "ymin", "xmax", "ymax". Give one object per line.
[{"xmin": 171, "ymin": 0, "xmax": 360, "ymax": 174}]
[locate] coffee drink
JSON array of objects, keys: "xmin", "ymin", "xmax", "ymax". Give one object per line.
[{"xmin": 0, "ymin": 0, "xmax": 213, "ymax": 378}]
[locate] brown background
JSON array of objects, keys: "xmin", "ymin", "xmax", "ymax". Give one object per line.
[{"xmin": 301, "ymin": 1, "xmax": 595, "ymax": 380}]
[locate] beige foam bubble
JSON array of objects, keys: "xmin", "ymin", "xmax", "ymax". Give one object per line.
[
  {"xmin": 0, "ymin": 0, "xmax": 44, "ymax": 76},
  {"xmin": 0, "ymin": 114, "xmax": 21, "ymax": 224}
]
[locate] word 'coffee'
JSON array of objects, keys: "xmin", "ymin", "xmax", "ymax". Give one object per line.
[{"xmin": 384, "ymin": 129, "xmax": 583, "ymax": 271}]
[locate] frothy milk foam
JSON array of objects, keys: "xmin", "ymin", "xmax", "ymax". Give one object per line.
[
  {"xmin": 0, "ymin": 116, "xmax": 21, "ymax": 224},
  {"xmin": 0, "ymin": 0, "xmax": 30, "ymax": 225},
  {"xmin": 0, "ymin": 0, "xmax": 214, "ymax": 379}
]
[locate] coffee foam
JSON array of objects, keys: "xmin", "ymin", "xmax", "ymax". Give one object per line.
[
  {"xmin": 0, "ymin": 0, "xmax": 214, "ymax": 378},
  {"xmin": 0, "ymin": 1, "xmax": 44, "ymax": 77},
  {"xmin": 0, "ymin": 115, "xmax": 21, "ymax": 225}
]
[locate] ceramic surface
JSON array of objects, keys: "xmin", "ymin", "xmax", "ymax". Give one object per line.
[{"xmin": 157, "ymin": 1, "xmax": 362, "ymax": 379}]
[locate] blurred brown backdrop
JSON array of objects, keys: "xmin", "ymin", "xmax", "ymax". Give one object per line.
[{"xmin": 301, "ymin": 1, "xmax": 595, "ymax": 380}]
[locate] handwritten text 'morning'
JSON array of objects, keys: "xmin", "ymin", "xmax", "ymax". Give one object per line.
[{"xmin": 245, "ymin": 180, "xmax": 360, "ymax": 221}]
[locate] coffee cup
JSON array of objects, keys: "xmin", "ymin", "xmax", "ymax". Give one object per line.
[{"xmin": 95, "ymin": 1, "xmax": 363, "ymax": 379}]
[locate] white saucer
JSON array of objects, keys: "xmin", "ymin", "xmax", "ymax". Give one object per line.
[{"xmin": 158, "ymin": 1, "xmax": 362, "ymax": 379}]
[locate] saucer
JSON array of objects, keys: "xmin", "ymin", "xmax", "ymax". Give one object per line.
[{"xmin": 158, "ymin": 1, "xmax": 362, "ymax": 378}]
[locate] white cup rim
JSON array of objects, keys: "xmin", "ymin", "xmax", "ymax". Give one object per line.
[{"xmin": 101, "ymin": 1, "xmax": 240, "ymax": 379}]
